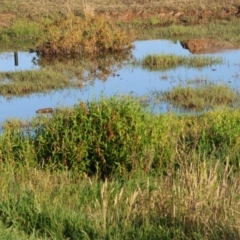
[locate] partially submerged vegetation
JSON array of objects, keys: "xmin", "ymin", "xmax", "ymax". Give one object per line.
[
  {"xmin": 0, "ymin": 96, "xmax": 240, "ymax": 238},
  {"xmin": 155, "ymin": 83, "xmax": 240, "ymax": 111},
  {"xmin": 0, "ymin": 50, "xmax": 132, "ymax": 96},
  {"xmin": 0, "ymin": 68, "xmax": 70, "ymax": 95},
  {"xmin": 141, "ymin": 54, "xmax": 223, "ymax": 70}
]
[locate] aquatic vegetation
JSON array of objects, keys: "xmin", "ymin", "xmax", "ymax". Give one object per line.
[
  {"xmin": 158, "ymin": 84, "xmax": 239, "ymax": 111},
  {"xmin": 0, "ymin": 69, "xmax": 71, "ymax": 95},
  {"xmin": 0, "ymin": 49, "xmax": 133, "ymax": 96},
  {"xmin": 141, "ymin": 54, "xmax": 223, "ymax": 70}
]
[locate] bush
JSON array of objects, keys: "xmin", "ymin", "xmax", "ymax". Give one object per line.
[{"xmin": 37, "ymin": 15, "xmax": 134, "ymax": 56}]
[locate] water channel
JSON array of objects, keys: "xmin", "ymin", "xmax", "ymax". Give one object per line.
[{"xmin": 0, "ymin": 39, "xmax": 240, "ymax": 124}]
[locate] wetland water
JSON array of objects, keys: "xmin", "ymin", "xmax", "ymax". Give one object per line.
[{"xmin": 0, "ymin": 39, "xmax": 240, "ymax": 124}]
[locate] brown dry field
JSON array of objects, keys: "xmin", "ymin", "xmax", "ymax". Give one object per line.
[{"xmin": 0, "ymin": 0, "xmax": 240, "ymax": 28}]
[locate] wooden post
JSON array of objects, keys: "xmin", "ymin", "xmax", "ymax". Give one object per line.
[{"xmin": 14, "ymin": 51, "xmax": 18, "ymax": 66}]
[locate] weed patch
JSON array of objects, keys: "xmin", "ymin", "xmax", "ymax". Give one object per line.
[
  {"xmin": 1, "ymin": 96, "xmax": 240, "ymax": 174},
  {"xmin": 157, "ymin": 84, "xmax": 239, "ymax": 111},
  {"xmin": 0, "ymin": 68, "xmax": 70, "ymax": 95},
  {"xmin": 141, "ymin": 54, "xmax": 223, "ymax": 71}
]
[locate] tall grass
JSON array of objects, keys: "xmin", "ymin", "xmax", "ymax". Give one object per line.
[
  {"xmin": 1, "ymin": 96, "xmax": 240, "ymax": 174},
  {"xmin": 0, "ymin": 96, "xmax": 240, "ymax": 238},
  {"xmin": 0, "ymin": 160, "xmax": 239, "ymax": 239}
]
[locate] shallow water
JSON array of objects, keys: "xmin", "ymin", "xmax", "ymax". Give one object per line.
[{"xmin": 0, "ymin": 39, "xmax": 240, "ymax": 123}]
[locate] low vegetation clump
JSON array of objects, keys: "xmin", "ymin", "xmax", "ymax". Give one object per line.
[
  {"xmin": 0, "ymin": 96, "xmax": 240, "ymax": 238},
  {"xmin": 157, "ymin": 84, "xmax": 239, "ymax": 111},
  {"xmin": 0, "ymin": 68, "xmax": 71, "ymax": 95},
  {"xmin": 1, "ymin": 96, "xmax": 240, "ymax": 174},
  {"xmin": 36, "ymin": 14, "xmax": 134, "ymax": 56},
  {"xmin": 141, "ymin": 54, "xmax": 223, "ymax": 70}
]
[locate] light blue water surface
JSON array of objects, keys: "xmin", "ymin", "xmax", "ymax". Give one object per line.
[{"xmin": 0, "ymin": 39, "xmax": 240, "ymax": 123}]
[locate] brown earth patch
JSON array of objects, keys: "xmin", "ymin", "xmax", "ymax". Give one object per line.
[
  {"xmin": 0, "ymin": 4, "xmax": 239, "ymax": 29},
  {"xmin": 96, "ymin": 8, "xmax": 240, "ymax": 22},
  {"xmin": 180, "ymin": 38, "xmax": 237, "ymax": 54}
]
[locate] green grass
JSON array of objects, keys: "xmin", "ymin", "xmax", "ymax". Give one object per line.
[
  {"xmin": 0, "ymin": 96, "xmax": 240, "ymax": 238},
  {"xmin": 0, "ymin": 68, "xmax": 71, "ymax": 96},
  {"xmin": 154, "ymin": 83, "xmax": 240, "ymax": 111},
  {"xmin": 1, "ymin": 1, "xmax": 240, "ymax": 48},
  {"xmin": 0, "ymin": 162, "xmax": 239, "ymax": 239},
  {"xmin": 2, "ymin": 96, "xmax": 240, "ymax": 174},
  {"xmin": 141, "ymin": 54, "xmax": 223, "ymax": 71},
  {"xmin": 133, "ymin": 18, "xmax": 240, "ymax": 43}
]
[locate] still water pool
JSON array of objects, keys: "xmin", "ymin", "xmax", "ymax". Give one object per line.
[{"xmin": 0, "ymin": 39, "xmax": 240, "ymax": 124}]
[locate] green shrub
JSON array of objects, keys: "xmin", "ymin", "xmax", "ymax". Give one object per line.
[{"xmin": 1, "ymin": 97, "xmax": 240, "ymax": 177}]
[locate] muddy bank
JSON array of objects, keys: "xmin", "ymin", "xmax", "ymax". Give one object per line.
[
  {"xmin": 180, "ymin": 38, "xmax": 240, "ymax": 54},
  {"xmin": 97, "ymin": 8, "xmax": 240, "ymax": 22}
]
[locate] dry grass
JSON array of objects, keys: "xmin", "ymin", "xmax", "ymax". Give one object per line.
[
  {"xmin": 0, "ymin": 158, "xmax": 239, "ymax": 239},
  {"xmin": 0, "ymin": 0, "xmax": 239, "ymax": 19},
  {"xmin": 36, "ymin": 14, "xmax": 134, "ymax": 56}
]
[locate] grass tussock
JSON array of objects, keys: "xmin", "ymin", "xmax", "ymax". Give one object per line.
[
  {"xmin": 1, "ymin": 96, "xmax": 240, "ymax": 238},
  {"xmin": 141, "ymin": 54, "xmax": 223, "ymax": 71},
  {"xmin": 158, "ymin": 84, "xmax": 239, "ymax": 111},
  {"xmin": 0, "ymin": 68, "xmax": 70, "ymax": 95},
  {"xmin": 37, "ymin": 14, "xmax": 135, "ymax": 56}
]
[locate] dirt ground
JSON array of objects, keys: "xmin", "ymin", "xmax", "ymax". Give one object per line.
[{"xmin": 0, "ymin": 0, "xmax": 240, "ymax": 29}]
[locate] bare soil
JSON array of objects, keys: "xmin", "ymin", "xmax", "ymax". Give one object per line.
[
  {"xmin": 181, "ymin": 38, "xmax": 237, "ymax": 54},
  {"xmin": 0, "ymin": 0, "xmax": 240, "ymax": 29}
]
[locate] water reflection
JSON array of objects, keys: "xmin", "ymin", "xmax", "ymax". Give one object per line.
[
  {"xmin": 0, "ymin": 51, "xmax": 39, "ymax": 72},
  {"xmin": 36, "ymin": 51, "xmax": 133, "ymax": 82},
  {"xmin": 0, "ymin": 39, "xmax": 240, "ymax": 123}
]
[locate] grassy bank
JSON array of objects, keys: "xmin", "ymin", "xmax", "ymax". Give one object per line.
[
  {"xmin": 1, "ymin": 1, "xmax": 240, "ymax": 48},
  {"xmin": 0, "ymin": 96, "xmax": 240, "ymax": 238},
  {"xmin": 1, "ymin": 15, "xmax": 240, "ymax": 47}
]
